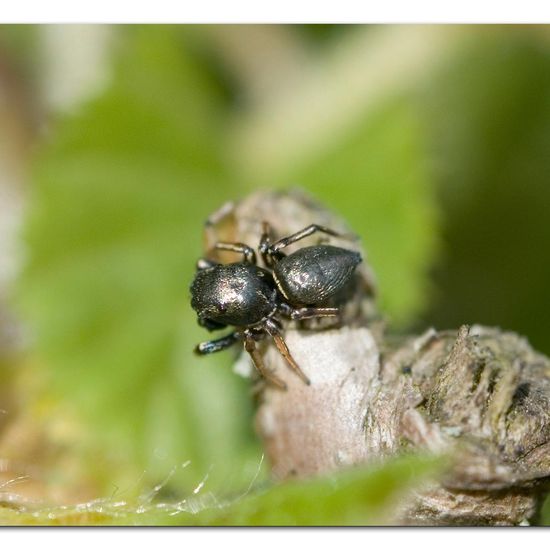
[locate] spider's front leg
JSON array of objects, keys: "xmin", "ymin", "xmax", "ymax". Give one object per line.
[
  {"xmin": 195, "ymin": 332, "xmax": 240, "ymax": 355},
  {"xmin": 264, "ymin": 319, "xmax": 311, "ymax": 386},
  {"xmin": 243, "ymin": 331, "xmax": 287, "ymax": 390},
  {"xmin": 210, "ymin": 242, "xmax": 257, "ymax": 264}
]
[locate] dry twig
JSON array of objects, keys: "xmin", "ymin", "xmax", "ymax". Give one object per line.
[{"xmin": 204, "ymin": 189, "xmax": 550, "ymax": 525}]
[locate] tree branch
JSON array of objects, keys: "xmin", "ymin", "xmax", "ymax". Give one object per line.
[{"xmin": 204, "ymin": 189, "xmax": 550, "ymax": 525}]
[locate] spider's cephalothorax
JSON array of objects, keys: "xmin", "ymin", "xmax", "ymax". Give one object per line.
[{"xmin": 190, "ymin": 223, "xmax": 361, "ymax": 389}]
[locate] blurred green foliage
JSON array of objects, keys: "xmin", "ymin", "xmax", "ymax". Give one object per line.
[
  {"xmin": 190, "ymin": 453, "xmax": 441, "ymax": 526},
  {"xmin": 18, "ymin": 26, "xmax": 256, "ymax": 492},
  {"xmin": 0, "ymin": 454, "xmax": 442, "ymax": 525},
  {"xmin": 421, "ymin": 29, "xmax": 550, "ymax": 356},
  {"xmin": 16, "ymin": 24, "xmax": 439, "ymax": 499},
  {"xmin": 541, "ymin": 493, "xmax": 550, "ymax": 526}
]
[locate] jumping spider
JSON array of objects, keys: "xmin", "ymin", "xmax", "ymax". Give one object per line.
[{"xmin": 190, "ymin": 222, "xmax": 361, "ymax": 389}]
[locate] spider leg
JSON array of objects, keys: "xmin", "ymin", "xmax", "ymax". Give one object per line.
[
  {"xmin": 209, "ymin": 242, "xmax": 257, "ymax": 264},
  {"xmin": 265, "ymin": 319, "xmax": 311, "ymax": 385},
  {"xmin": 195, "ymin": 332, "xmax": 239, "ymax": 355},
  {"xmin": 244, "ymin": 333, "xmax": 287, "ymax": 390},
  {"xmin": 289, "ymin": 307, "xmax": 339, "ymax": 320},
  {"xmin": 259, "ymin": 221, "xmax": 285, "ymax": 267},
  {"xmin": 277, "ymin": 303, "xmax": 339, "ymax": 320},
  {"xmin": 270, "ymin": 224, "xmax": 355, "ymax": 255},
  {"xmin": 260, "ymin": 221, "xmax": 271, "ymax": 251}
]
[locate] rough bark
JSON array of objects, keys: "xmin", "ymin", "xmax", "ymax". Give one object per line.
[{"xmin": 203, "ymin": 189, "xmax": 550, "ymax": 525}]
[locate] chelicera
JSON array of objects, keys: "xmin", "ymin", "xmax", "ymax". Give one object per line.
[{"xmin": 190, "ymin": 222, "xmax": 362, "ymax": 389}]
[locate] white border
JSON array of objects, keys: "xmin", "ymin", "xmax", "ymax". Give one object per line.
[
  {"xmin": 0, "ymin": 528, "xmax": 547, "ymax": 549},
  {"xmin": 0, "ymin": 0, "xmax": 550, "ymax": 23}
]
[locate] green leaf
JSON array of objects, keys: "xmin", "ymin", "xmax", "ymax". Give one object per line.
[
  {"xmin": 540, "ymin": 493, "xmax": 550, "ymax": 526},
  {"xmin": 17, "ymin": 26, "xmax": 259, "ymax": 493},
  {"xmin": 0, "ymin": 453, "xmax": 443, "ymax": 526},
  {"xmin": 193, "ymin": 453, "xmax": 442, "ymax": 526}
]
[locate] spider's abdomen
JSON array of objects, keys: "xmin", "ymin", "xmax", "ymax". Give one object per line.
[
  {"xmin": 273, "ymin": 245, "xmax": 361, "ymax": 305},
  {"xmin": 191, "ymin": 263, "xmax": 277, "ymax": 327}
]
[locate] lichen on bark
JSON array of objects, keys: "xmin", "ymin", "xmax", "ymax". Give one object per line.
[{"xmin": 203, "ymin": 189, "xmax": 550, "ymax": 526}]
